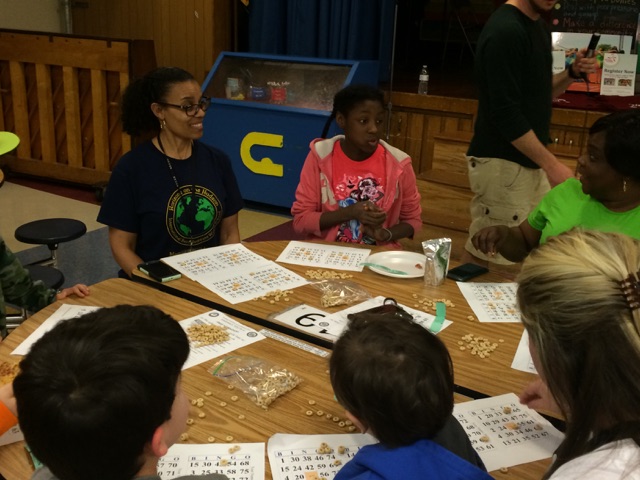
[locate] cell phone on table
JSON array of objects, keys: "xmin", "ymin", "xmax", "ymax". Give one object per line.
[
  {"xmin": 446, "ymin": 263, "xmax": 489, "ymax": 282},
  {"xmin": 138, "ymin": 260, "xmax": 182, "ymax": 282}
]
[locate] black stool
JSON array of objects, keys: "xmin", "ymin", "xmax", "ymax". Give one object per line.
[
  {"xmin": 15, "ymin": 218, "xmax": 86, "ymax": 268},
  {"xmin": 6, "ymin": 265, "xmax": 65, "ymax": 331},
  {"xmin": 25, "ymin": 265, "xmax": 65, "ymax": 290}
]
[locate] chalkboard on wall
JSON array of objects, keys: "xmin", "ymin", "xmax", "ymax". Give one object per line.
[{"xmin": 551, "ymin": 0, "xmax": 639, "ymax": 37}]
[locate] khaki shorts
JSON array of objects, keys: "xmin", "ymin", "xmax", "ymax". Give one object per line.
[{"xmin": 465, "ymin": 156, "xmax": 550, "ymax": 265}]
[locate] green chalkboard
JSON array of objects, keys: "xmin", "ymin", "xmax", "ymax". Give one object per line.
[{"xmin": 551, "ymin": 0, "xmax": 639, "ymax": 36}]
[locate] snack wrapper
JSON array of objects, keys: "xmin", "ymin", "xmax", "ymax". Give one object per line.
[{"xmin": 422, "ymin": 238, "xmax": 452, "ymax": 286}]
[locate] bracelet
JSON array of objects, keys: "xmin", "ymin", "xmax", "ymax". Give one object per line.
[
  {"xmin": 382, "ymin": 228, "xmax": 393, "ymax": 242},
  {"xmin": 567, "ymin": 65, "xmax": 582, "ymax": 80}
]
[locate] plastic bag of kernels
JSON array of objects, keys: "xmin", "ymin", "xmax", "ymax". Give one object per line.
[
  {"xmin": 209, "ymin": 355, "xmax": 302, "ymax": 409},
  {"xmin": 311, "ymin": 280, "xmax": 371, "ymax": 308}
]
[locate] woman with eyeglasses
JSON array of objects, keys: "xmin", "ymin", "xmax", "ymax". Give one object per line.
[{"xmin": 98, "ymin": 67, "xmax": 243, "ymax": 278}]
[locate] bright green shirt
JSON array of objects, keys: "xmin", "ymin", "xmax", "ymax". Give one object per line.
[{"xmin": 528, "ymin": 178, "xmax": 640, "ymax": 244}]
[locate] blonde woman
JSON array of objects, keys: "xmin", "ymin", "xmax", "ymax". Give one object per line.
[{"xmin": 517, "ymin": 229, "xmax": 640, "ymax": 479}]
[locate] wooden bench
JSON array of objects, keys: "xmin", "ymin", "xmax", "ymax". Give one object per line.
[{"xmin": 0, "ymin": 30, "xmax": 155, "ymax": 185}]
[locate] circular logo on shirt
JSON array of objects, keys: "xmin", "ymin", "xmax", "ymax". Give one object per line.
[{"xmin": 166, "ymin": 185, "xmax": 222, "ymax": 246}]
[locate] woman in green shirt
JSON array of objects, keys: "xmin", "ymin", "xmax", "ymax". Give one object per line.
[{"xmin": 472, "ymin": 110, "xmax": 640, "ymax": 262}]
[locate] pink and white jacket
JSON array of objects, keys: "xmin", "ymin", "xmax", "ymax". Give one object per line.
[{"xmin": 291, "ymin": 135, "xmax": 422, "ymax": 248}]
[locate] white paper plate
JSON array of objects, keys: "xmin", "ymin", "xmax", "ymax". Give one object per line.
[{"xmin": 366, "ymin": 251, "xmax": 426, "ymax": 278}]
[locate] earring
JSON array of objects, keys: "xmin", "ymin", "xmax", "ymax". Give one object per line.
[
  {"xmin": 623, "ymin": 178, "xmax": 628, "ymax": 193},
  {"xmin": 160, "ymin": 119, "xmax": 166, "ymax": 130}
]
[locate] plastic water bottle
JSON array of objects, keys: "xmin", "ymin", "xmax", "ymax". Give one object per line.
[{"xmin": 418, "ymin": 65, "xmax": 429, "ymax": 95}]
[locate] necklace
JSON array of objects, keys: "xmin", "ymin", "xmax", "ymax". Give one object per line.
[
  {"xmin": 157, "ymin": 133, "xmax": 194, "ymax": 188},
  {"xmin": 157, "ymin": 133, "xmax": 198, "ymax": 250}
]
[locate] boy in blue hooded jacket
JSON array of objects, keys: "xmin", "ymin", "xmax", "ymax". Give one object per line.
[{"xmin": 330, "ymin": 312, "xmax": 491, "ymax": 480}]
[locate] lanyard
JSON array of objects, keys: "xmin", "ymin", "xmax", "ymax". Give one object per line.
[{"xmin": 157, "ymin": 134, "xmax": 197, "ymax": 249}]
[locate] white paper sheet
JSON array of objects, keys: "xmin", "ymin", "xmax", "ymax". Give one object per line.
[
  {"xmin": 195, "ymin": 262, "xmax": 308, "ymax": 304},
  {"xmin": 157, "ymin": 442, "xmax": 265, "ymax": 479},
  {"xmin": 162, "ymin": 243, "xmax": 309, "ymax": 304},
  {"xmin": 0, "ymin": 423, "xmax": 23, "ymax": 447},
  {"xmin": 179, "ymin": 311, "xmax": 265, "ymax": 370},
  {"xmin": 511, "ymin": 330, "xmax": 538, "ymax": 374},
  {"xmin": 453, "ymin": 393, "xmax": 563, "ymax": 472},
  {"xmin": 601, "ymin": 53, "xmax": 638, "ymax": 96},
  {"xmin": 276, "ymin": 241, "xmax": 370, "ymax": 271},
  {"xmin": 12, "ymin": 304, "xmax": 101, "ymax": 356},
  {"xmin": 322, "ymin": 296, "xmax": 452, "ymax": 337},
  {"xmin": 268, "ymin": 433, "xmax": 376, "ymax": 480},
  {"xmin": 271, "ymin": 303, "xmax": 339, "ymax": 343},
  {"xmin": 162, "ymin": 243, "xmax": 270, "ymax": 279},
  {"xmin": 456, "ymin": 282, "xmax": 521, "ymax": 323}
]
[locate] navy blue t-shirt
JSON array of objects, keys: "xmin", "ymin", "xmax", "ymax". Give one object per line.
[{"xmin": 97, "ymin": 140, "xmax": 243, "ymax": 263}]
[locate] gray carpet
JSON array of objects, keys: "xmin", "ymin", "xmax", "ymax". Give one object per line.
[{"xmin": 15, "ymin": 227, "xmax": 120, "ymax": 288}]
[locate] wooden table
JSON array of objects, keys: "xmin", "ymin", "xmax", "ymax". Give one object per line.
[
  {"xmin": 133, "ymin": 241, "xmax": 539, "ymax": 401},
  {"xmin": 0, "ymin": 278, "xmax": 550, "ymax": 480}
]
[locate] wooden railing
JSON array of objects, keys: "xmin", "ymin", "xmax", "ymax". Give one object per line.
[{"xmin": 0, "ymin": 30, "xmax": 155, "ymax": 185}]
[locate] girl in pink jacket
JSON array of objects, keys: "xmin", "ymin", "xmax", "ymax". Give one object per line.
[{"xmin": 291, "ymin": 85, "xmax": 422, "ymax": 248}]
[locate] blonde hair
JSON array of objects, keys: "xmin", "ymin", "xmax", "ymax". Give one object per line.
[{"xmin": 517, "ymin": 229, "xmax": 640, "ymax": 477}]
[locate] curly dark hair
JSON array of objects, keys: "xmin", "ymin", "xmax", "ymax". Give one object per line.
[{"xmin": 121, "ymin": 66, "xmax": 195, "ymax": 136}]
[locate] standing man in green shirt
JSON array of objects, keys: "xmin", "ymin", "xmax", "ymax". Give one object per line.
[{"xmin": 464, "ymin": 0, "xmax": 596, "ymax": 266}]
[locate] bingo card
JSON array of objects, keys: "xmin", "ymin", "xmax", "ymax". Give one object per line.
[
  {"xmin": 268, "ymin": 433, "xmax": 376, "ymax": 480},
  {"xmin": 162, "ymin": 244, "xmax": 269, "ymax": 280},
  {"xmin": 157, "ymin": 443, "xmax": 264, "ymax": 479},
  {"xmin": 456, "ymin": 282, "xmax": 521, "ymax": 323},
  {"xmin": 276, "ymin": 241, "xmax": 370, "ymax": 271},
  {"xmin": 197, "ymin": 262, "xmax": 308, "ymax": 304},
  {"xmin": 453, "ymin": 393, "xmax": 563, "ymax": 471}
]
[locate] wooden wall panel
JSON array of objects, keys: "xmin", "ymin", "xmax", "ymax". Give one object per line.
[
  {"xmin": 63, "ymin": 66, "xmax": 83, "ymax": 167},
  {"xmin": 90, "ymin": 69, "xmax": 109, "ymax": 172},
  {"xmin": 0, "ymin": 31, "xmax": 154, "ymax": 184},
  {"xmin": 35, "ymin": 63, "xmax": 55, "ymax": 163},
  {"xmin": 71, "ymin": 0, "xmax": 232, "ymax": 84},
  {"xmin": 9, "ymin": 61, "xmax": 30, "ymax": 158}
]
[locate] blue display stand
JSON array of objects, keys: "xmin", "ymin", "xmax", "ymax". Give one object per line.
[{"xmin": 201, "ymin": 52, "xmax": 378, "ymax": 208}]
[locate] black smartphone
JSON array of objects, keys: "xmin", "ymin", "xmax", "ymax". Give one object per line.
[
  {"xmin": 138, "ymin": 260, "xmax": 182, "ymax": 282},
  {"xmin": 446, "ymin": 263, "xmax": 489, "ymax": 282}
]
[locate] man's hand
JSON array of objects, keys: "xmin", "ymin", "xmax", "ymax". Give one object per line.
[
  {"xmin": 544, "ymin": 161, "xmax": 573, "ymax": 187},
  {"xmin": 571, "ymin": 47, "xmax": 599, "ymax": 78}
]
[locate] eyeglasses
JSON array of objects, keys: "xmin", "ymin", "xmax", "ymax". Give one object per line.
[{"xmin": 157, "ymin": 97, "xmax": 211, "ymax": 117}]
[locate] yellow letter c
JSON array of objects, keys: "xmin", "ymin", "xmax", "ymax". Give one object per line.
[{"xmin": 240, "ymin": 132, "xmax": 284, "ymax": 177}]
